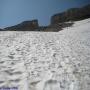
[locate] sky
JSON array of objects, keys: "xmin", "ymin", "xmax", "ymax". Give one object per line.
[{"xmin": 0, "ymin": 0, "xmax": 90, "ymax": 28}]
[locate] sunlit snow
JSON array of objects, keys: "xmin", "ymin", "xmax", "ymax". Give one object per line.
[{"xmin": 0, "ymin": 19, "xmax": 90, "ymax": 90}]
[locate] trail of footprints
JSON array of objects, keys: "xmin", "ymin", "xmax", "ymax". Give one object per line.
[
  {"xmin": 0, "ymin": 32, "xmax": 77, "ymax": 90},
  {"xmin": 0, "ymin": 20, "xmax": 90, "ymax": 90},
  {"xmin": 0, "ymin": 33, "xmax": 29, "ymax": 90}
]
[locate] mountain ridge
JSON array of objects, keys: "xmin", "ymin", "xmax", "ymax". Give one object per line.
[{"xmin": 1, "ymin": 4, "xmax": 90, "ymax": 31}]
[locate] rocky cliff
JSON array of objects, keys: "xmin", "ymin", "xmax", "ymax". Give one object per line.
[
  {"xmin": 51, "ymin": 4, "xmax": 90, "ymax": 24},
  {"xmin": 3, "ymin": 4, "xmax": 90, "ymax": 32},
  {"xmin": 0, "ymin": 29, "xmax": 2, "ymax": 30},
  {"xmin": 4, "ymin": 20, "xmax": 39, "ymax": 31}
]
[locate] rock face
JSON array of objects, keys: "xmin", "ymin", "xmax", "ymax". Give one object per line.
[
  {"xmin": 3, "ymin": 4, "xmax": 90, "ymax": 32},
  {"xmin": 51, "ymin": 4, "xmax": 90, "ymax": 24},
  {"xmin": 4, "ymin": 20, "xmax": 39, "ymax": 31},
  {"xmin": 0, "ymin": 29, "xmax": 3, "ymax": 31}
]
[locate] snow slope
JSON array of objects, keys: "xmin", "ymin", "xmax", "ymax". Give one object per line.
[{"xmin": 0, "ymin": 19, "xmax": 90, "ymax": 90}]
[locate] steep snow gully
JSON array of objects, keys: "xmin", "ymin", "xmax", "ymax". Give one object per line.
[{"xmin": 0, "ymin": 19, "xmax": 90, "ymax": 90}]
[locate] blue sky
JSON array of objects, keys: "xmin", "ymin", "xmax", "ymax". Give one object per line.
[{"xmin": 0, "ymin": 0, "xmax": 90, "ymax": 28}]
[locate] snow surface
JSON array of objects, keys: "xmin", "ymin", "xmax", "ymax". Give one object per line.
[{"xmin": 0, "ymin": 19, "xmax": 90, "ymax": 90}]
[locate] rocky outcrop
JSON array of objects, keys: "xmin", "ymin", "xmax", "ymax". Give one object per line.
[
  {"xmin": 47, "ymin": 22, "xmax": 74, "ymax": 32},
  {"xmin": 4, "ymin": 20, "xmax": 39, "ymax": 31},
  {"xmin": 51, "ymin": 4, "xmax": 90, "ymax": 24},
  {"xmin": 3, "ymin": 4, "xmax": 90, "ymax": 31},
  {"xmin": 0, "ymin": 29, "xmax": 2, "ymax": 30}
]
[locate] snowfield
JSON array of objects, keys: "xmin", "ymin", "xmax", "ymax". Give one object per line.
[{"xmin": 0, "ymin": 19, "xmax": 90, "ymax": 90}]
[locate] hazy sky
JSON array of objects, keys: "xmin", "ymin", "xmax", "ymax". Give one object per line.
[{"xmin": 0, "ymin": 0, "xmax": 90, "ymax": 28}]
